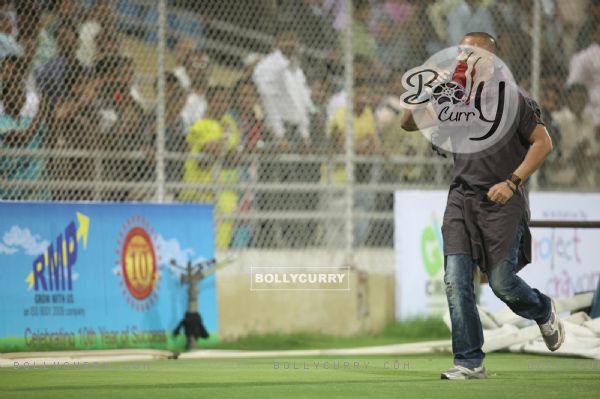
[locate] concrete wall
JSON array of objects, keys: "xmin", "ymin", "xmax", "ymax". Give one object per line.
[{"xmin": 215, "ymin": 249, "xmax": 395, "ymax": 340}]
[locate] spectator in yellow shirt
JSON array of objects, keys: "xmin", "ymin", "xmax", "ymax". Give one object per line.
[
  {"xmin": 326, "ymin": 80, "xmax": 379, "ymax": 183},
  {"xmin": 322, "ymin": 79, "xmax": 379, "ymax": 246},
  {"xmin": 180, "ymin": 86, "xmax": 241, "ymax": 249}
]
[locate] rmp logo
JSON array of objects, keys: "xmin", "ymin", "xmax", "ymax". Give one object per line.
[
  {"xmin": 26, "ymin": 213, "xmax": 89, "ymax": 291},
  {"xmin": 115, "ymin": 215, "xmax": 161, "ymax": 311}
]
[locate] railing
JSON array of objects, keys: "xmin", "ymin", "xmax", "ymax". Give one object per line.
[
  {"xmin": 529, "ymin": 221, "xmax": 600, "ymax": 229},
  {"xmin": 0, "ymin": 146, "xmax": 451, "ymax": 247}
]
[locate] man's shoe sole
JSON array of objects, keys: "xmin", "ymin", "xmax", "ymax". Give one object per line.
[
  {"xmin": 440, "ymin": 368, "xmax": 487, "ymax": 380},
  {"xmin": 542, "ymin": 300, "xmax": 565, "ymax": 352},
  {"xmin": 549, "ymin": 319, "xmax": 565, "ymax": 352}
]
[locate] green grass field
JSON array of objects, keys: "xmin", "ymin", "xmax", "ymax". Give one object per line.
[
  {"xmin": 2, "ymin": 319, "xmax": 598, "ymax": 398},
  {"xmin": 2, "ymin": 353, "xmax": 599, "ymax": 399}
]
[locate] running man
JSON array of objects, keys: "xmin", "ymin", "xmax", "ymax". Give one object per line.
[{"xmin": 401, "ymin": 32, "xmax": 564, "ymax": 379}]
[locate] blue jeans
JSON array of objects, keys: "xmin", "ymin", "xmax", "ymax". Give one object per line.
[{"xmin": 444, "ymin": 223, "xmax": 551, "ymax": 368}]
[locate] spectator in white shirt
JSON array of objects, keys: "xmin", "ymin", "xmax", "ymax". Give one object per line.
[
  {"xmin": 253, "ymin": 25, "xmax": 314, "ymax": 151},
  {"xmin": 173, "ymin": 39, "xmax": 209, "ymax": 130},
  {"xmin": 567, "ymin": 24, "xmax": 600, "ymax": 127},
  {"xmin": 76, "ymin": 1, "xmax": 115, "ymax": 68},
  {"xmin": 550, "ymin": 84, "xmax": 597, "ymax": 188}
]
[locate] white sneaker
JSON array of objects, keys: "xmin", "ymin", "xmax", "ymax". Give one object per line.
[
  {"xmin": 538, "ymin": 299, "xmax": 565, "ymax": 352},
  {"xmin": 441, "ymin": 364, "xmax": 487, "ymax": 380}
]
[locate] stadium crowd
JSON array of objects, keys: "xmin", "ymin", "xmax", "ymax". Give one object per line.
[{"xmin": 0, "ymin": 0, "xmax": 598, "ymax": 248}]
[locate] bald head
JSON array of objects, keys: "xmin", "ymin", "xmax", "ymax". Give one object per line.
[{"xmin": 461, "ymin": 32, "xmax": 497, "ymax": 53}]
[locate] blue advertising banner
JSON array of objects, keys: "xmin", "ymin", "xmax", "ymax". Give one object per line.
[{"xmin": 0, "ymin": 202, "xmax": 216, "ymax": 351}]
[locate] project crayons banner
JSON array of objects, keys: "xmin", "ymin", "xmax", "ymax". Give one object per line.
[
  {"xmin": 394, "ymin": 191, "xmax": 600, "ymax": 320},
  {"xmin": 0, "ymin": 202, "xmax": 216, "ymax": 351}
]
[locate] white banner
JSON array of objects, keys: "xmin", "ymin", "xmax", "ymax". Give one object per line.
[{"xmin": 394, "ymin": 191, "xmax": 600, "ymax": 320}]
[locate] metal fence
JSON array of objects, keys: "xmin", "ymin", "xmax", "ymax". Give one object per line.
[{"xmin": 0, "ymin": 0, "xmax": 597, "ymax": 251}]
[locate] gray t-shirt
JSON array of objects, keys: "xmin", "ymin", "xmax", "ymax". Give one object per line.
[
  {"xmin": 451, "ymin": 92, "xmax": 544, "ymax": 189},
  {"xmin": 441, "ymin": 91, "xmax": 544, "ymax": 272}
]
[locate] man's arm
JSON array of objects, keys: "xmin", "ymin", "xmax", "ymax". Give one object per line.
[
  {"xmin": 400, "ymin": 109, "xmax": 419, "ymax": 131},
  {"xmin": 487, "ymin": 124, "xmax": 553, "ymax": 204},
  {"xmin": 400, "ymin": 105, "xmax": 440, "ymax": 132},
  {"xmin": 512, "ymin": 124, "xmax": 554, "ymax": 181}
]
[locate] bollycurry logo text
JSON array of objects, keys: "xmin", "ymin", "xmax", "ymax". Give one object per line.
[{"xmin": 400, "ymin": 45, "xmax": 519, "ymax": 155}]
